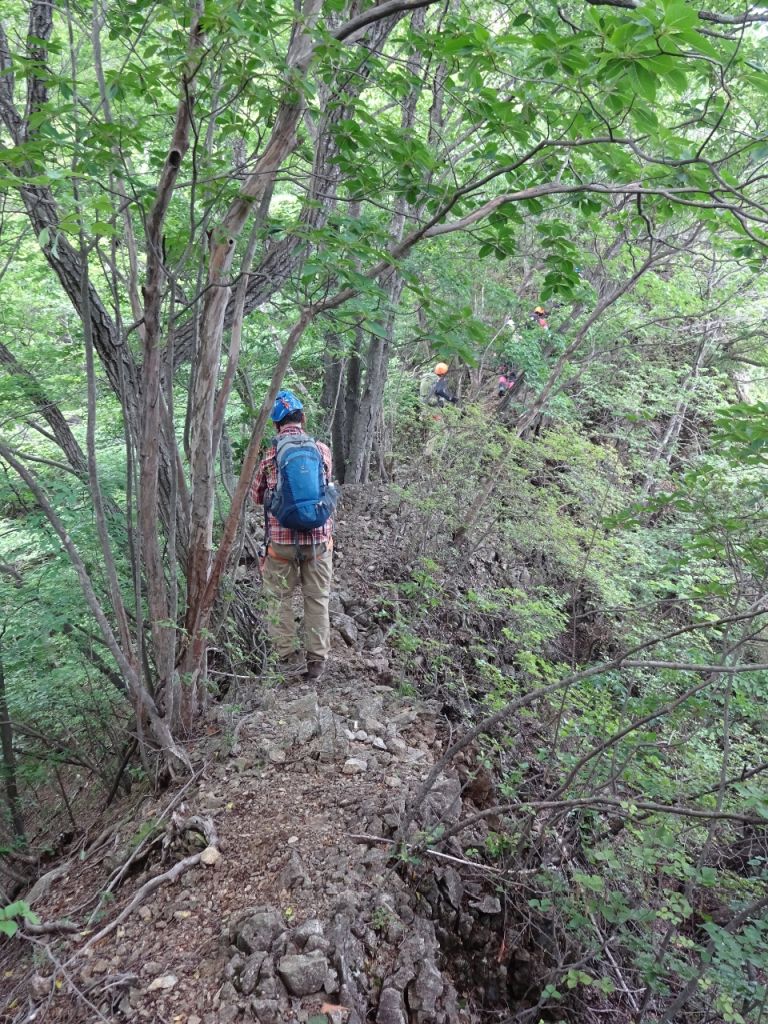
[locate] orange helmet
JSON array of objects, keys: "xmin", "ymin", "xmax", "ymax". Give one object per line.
[
  {"xmin": 534, "ymin": 305, "xmax": 546, "ymax": 315},
  {"xmin": 435, "ymin": 362, "xmax": 449, "ymax": 376}
]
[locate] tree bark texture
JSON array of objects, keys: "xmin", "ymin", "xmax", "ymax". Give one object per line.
[
  {"xmin": 183, "ymin": 0, "xmax": 324, "ymax": 686},
  {"xmin": 0, "ymin": 342, "xmax": 88, "ymax": 478},
  {"xmin": 0, "ymin": 644, "xmax": 26, "ymax": 845}
]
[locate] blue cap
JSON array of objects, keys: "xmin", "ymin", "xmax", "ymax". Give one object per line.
[{"xmin": 270, "ymin": 389, "xmax": 303, "ymax": 423}]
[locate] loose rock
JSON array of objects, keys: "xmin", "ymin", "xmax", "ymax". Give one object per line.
[
  {"xmin": 147, "ymin": 973, "xmax": 178, "ymax": 992},
  {"xmin": 377, "ymin": 987, "xmax": 407, "ymax": 1024},
  {"xmin": 276, "ymin": 951, "xmax": 329, "ymax": 996},
  {"xmin": 234, "ymin": 907, "xmax": 284, "ymax": 954},
  {"xmin": 200, "ymin": 846, "xmax": 221, "ymax": 867}
]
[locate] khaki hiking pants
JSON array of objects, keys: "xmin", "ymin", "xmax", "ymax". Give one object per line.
[{"xmin": 261, "ymin": 542, "xmax": 333, "ymax": 662}]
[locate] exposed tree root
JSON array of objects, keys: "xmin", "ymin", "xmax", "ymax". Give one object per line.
[
  {"xmin": 77, "ymin": 814, "xmax": 219, "ymax": 954},
  {"xmin": 80, "ymin": 852, "xmax": 203, "ymax": 953}
]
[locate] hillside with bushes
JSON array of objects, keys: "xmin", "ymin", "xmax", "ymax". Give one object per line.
[{"xmin": 0, "ymin": 0, "xmax": 767, "ymax": 1021}]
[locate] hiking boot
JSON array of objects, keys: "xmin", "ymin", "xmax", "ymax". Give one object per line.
[
  {"xmin": 304, "ymin": 659, "xmax": 326, "ymax": 681},
  {"xmin": 277, "ymin": 652, "xmax": 306, "ymax": 679}
]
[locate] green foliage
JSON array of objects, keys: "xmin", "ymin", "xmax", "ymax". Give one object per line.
[{"xmin": 0, "ymin": 900, "xmax": 39, "ymax": 937}]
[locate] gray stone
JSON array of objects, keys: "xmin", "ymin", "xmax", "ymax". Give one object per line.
[
  {"xmin": 386, "ymin": 737, "xmax": 407, "ymax": 756},
  {"xmin": 279, "ymin": 850, "xmax": 306, "ymax": 890},
  {"xmin": 250, "ymin": 999, "xmax": 281, "ymax": 1024},
  {"xmin": 235, "ymin": 907, "xmax": 284, "ymax": 954},
  {"xmin": 291, "ymin": 691, "xmax": 319, "ymax": 720},
  {"xmin": 276, "ymin": 951, "xmax": 329, "ymax": 996},
  {"xmin": 471, "ymin": 895, "xmax": 502, "ymax": 915},
  {"xmin": 343, "ymin": 757, "xmax": 368, "ymax": 775},
  {"xmin": 238, "ymin": 953, "xmax": 267, "ymax": 996},
  {"xmin": 377, "ymin": 987, "xmax": 407, "ymax": 1024},
  {"xmin": 409, "ymin": 961, "xmax": 444, "ymax": 1012},
  {"xmin": 333, "ymin": 613, "xmax": 359, "ymax": 646},
  {"xmin": 293, "ymin": 918, "xmax": 324, "ymax": 948},
  {"xmin": 317, "ymin": 707, "xmax": 350, "ymax": 762}
]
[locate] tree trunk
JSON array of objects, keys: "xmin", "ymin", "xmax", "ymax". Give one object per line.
[
  {"xmin": 346, "ymin": 275, "xmax": 405, "ymax": 484},
  {"xmin": 0, "ymin": 342, "xmax": 88, "ymax": 478},
  {"xmin": 641, "ymin": 336, "xmax": 709, "ymax": 496},
  {"xmin": 0, "ymin": 642, "xmax": 26, "ymax": 846}
]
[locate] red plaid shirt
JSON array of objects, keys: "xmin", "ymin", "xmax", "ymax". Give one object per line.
[{"xmin": 252, "ymin": 425, "xmax": 334, "ymax": 546}]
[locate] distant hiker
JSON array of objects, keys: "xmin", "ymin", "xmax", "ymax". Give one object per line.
[
  {"xmin": 531, "ymin": 305, "xmax": 549, "ymax": 330},
  {"xmin": 419, "ymin": 362, "xmax": 457, "ymax": 409},
  {"xmin": 251, "ymin": 390, "xmax": 338, "ymax": 681},
  {"xmin": 497, "ymin": 363, "xmax": 517, "ymax": 398}
]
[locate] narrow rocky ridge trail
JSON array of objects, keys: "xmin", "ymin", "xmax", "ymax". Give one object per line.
[{"xmin": 2, "ymin": 491, "xmax": 512, "ymax": 1024}]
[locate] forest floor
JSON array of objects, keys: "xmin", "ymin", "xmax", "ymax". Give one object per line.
[{"xmin": 0, "ymin": 488, "xmax": 522, "ymax": 1024}]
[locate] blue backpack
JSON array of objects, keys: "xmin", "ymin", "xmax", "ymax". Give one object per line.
[{"xmin": 268, "ymin": 432, "xmax": 338, "ymax": 533}]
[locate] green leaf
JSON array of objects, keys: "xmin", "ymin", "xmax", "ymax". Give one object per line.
[
  {"xmin": 572, "ymin": 872, "xmax": 604, "ymax": 892},
  {"xmin": 675, "ymin": 28, "xmax": 723, "ymax": 61},
  {"xmin": 632, "ymin": 64, "xmax": 657, "ymax": 102},
  {"xmin": 90, "ymin": 221, "xmax": 117, "ymax": 237},
  {"xmin": 746, "ymin": 72, "xmax": 768, "ymax": 98},
  {"xmin": 664, "ymin": 1, "xmax": 699, "ymax": 31},
  {"xmin": 37, "ymin": 227, "xmax": 50, "ymax": 248}
]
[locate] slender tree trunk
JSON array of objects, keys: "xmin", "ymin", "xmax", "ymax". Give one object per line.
[
  {"xmin": 340, "ymin": 11, "xmax": 424, "ymax": 482},
  {"xmin": 0, "ymin": 641, "xmax": 25, "ymax": 846},
  {"xmin": 0, "ymin": 343, "xmax": 87, "ymax": 477},
  {"xmin": 641, "ymin": 335, "xmax": 709, "ymax": 496},
  {"xmin": 182, "ymin": 0, "xmax": 323, "ymax": 703},
  {"xmin": 140, "ymin": 3, "xmax": 203, "ymax": 726},
  {"xmin": 346, "ymin": 275, "xmax": 405, "ymax": 483}
]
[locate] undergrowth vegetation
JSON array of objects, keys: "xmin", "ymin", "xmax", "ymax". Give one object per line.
[{"xmin": 378, "ymin": 386, "xmax": 768, "ymax": 1021}]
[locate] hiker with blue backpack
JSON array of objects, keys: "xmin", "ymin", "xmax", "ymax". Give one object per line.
[{"xmin": 251, "ymin": 390, "xmax": 338, "ymax": 681}]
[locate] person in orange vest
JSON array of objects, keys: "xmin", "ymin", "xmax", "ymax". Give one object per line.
[
  {"xmin": 497, "ymin": 363, "xmax": 517, "ymax": 398},
  {"xmin": 531, "ymin": 305, "xmax": 549, "ymax": 329},
  {"xmin": 419, "ymin": 362, "xmax": 457, "ymax": 407}
]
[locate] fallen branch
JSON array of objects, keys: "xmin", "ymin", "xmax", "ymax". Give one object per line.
[
  {"xmin": 347, "ymin": 833, "xmax": 539, "ymax": 876},
  {"xmin": 432, "ymin": 796, "xmax": 768, "ymax": 849},
  {"xmin": 24, "ymin": 861, "xmax": 72, "ymax": 908},
  {"xmin": 23, "ymin": 918, "xmax": 81, "ymax": 936}
]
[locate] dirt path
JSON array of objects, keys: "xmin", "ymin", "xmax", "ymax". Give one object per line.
[
  {"xmin": 67, "ymin": 655, "xmax": 447, "ymax": 1023},
  {"xmin": 2, "ymin": 495, "xmax": 489, "ymax": 1023}
]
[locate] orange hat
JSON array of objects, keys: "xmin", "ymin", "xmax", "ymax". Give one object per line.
[
  {"xmin": 534, "ymin": 305, "xmax": 545, "ymax": 314},
  {"xmin": 435, "ymin": 362, "xmax": 449, "ymax": 376}
]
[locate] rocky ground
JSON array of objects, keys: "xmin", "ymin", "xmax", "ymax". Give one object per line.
[{"xmin": 0, "ymin": 489, "xmax": 514, "ymax": 1024}]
